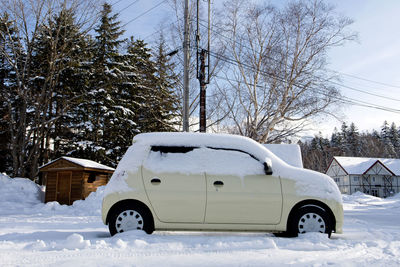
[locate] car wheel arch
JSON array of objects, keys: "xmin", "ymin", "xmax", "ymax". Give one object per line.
[
  {"xmin": 286, "ymin": 199, "xmax": 336, "ymax": 233},
  {"xmin": 106, "ymin": 199, "xmax": 155, "ymax": 229}
]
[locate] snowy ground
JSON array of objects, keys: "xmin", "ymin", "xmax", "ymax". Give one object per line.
[{"xmin": 1, "ymin": 174, "xmax": 400, "ymax": 266}]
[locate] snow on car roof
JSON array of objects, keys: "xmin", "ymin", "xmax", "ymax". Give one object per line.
[
  {"xmin": 334, "ymin": 156, "xmax": 400, "ymax": 175},
  {"xmin": 133, "ymin": 132, "xmax": 274, "ymax": 161},
  {"xmin": 40, "ymin": 156, "xmax": 115, "ymax": 171}
]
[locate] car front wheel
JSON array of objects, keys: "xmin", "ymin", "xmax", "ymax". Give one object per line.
[
  {"xmin": 287, "ymin": 205, "xmax": 332, "ymax": 237},
  {"xmin": 108, "ymin": 205, "xmax": 154, "ymax": 236}
]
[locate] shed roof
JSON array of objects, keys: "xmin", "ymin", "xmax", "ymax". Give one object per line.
[
  {"xmin": 40, "ymin": 156, "xmax": 115, "ymax": 172},
  {"xmin": 333, "ymin": 156, "xmax": 400, "ymax": 176}
]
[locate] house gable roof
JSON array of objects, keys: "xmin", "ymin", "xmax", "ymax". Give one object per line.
[
  {"xmin": 326, "ymin": 157, "xmax": 348, "ymax": 175},
  {"xmin": 333, "ymin": 156, "xmax": 400, "ymax": 176},
  {"xmin": 364, "ymin": 160, "xmax": 395, "ymax": 176}
]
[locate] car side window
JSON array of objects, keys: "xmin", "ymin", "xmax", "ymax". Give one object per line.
[
  {"xmin": 203, "ymin": 148, "xmax": 265, "ymax": 176},
  {"xmin": 144, "ymin": 146, "xmax": 202, "ymax": 174},
  {"xmin": 144, "ymin": 146, "xmax": 264, "ymax": 176}
]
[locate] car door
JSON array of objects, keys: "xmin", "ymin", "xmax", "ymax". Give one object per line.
[
  {"xmin": 204, "ymin": 148, "xmax": 282, "ymax": 224},
  {"xmin": 142, "ymin": 146, "xmax": 206, "ymax": 223}
]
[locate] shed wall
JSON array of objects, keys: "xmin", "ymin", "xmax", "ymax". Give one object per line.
[
  {"xmin": 82, "ymin": 173, "xmax": 108, "ymax": 199},
  {"xmin": 71, "ymin": 171, "xmax": 83, "ymax": 203}
]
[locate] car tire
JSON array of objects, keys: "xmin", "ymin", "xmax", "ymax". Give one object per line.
[
  {"xmin": 286, "ymin": 205, "xmax": 332, "ymax": 238},
  {"xmin": 108, "ymin": 204, "xmax": 154, "ymax": 236}
]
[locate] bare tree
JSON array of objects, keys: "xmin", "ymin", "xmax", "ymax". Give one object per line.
[{"xmin": 214, "ymin": 0, "xmax": 356, "ymax": 143}]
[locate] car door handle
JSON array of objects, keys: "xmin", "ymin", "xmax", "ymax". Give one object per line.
[
  {"xmin": 213, "ymin": 181, "xmax": 224, "ymax": 187},
  {"xmin": 151, "ymin": 178, "xmax": 161, "ymax": 185}
]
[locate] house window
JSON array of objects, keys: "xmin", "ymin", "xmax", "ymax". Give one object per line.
[
  {"xmin": 372, "ymin": 177, "xmax": 376, "ymax": 182},
  {"xmin": 353, "ymin": 176, "xmax": 359, "ymax": 182}
]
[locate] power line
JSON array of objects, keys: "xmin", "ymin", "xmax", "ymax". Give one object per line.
[
  {"xmin": 329, "ymin": 70, "xmax": 400, "ymax": 89},
  {"xmin": 83, "ymin": 0, "xmax": 164, "ymax": 31},
  {"xmin": 197, "ymin": 19, "xmax": 400, "ymax": 96},
  {"xmin": 208, "ymin": 51, "xmax": 400, "ymax": 115},
  {"xmin": 110, "ymin": 0, "xmax": 125, "ymax": 6},
  {"xmin": 116, "ymin": 0, "xmax": 140, "ymax": 14},
  {"xmin": 328, "ymin": 80, "xmax": 400, "ymax": 103},
  {"xmin": 202, "ymin": 23, "xmax": 400, "ymax": 103},
  {"xmin": 121, "ymin": 0, "xmax": 168, "ymax": 28},
  {"xmin": 214, "ymin": 73, "xmax": 400, "ymax": 114}
]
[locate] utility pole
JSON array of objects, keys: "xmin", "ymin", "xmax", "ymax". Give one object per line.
[
  {"xmin": 196, "ymin": 0, "xmax": 210, "ymax": 133},
  {"xmin": 183, "ymin": 0, "xmax": 190, "ymax": 132},
  {"xmin": 199, "ymin": 49, "xmax": 206, "ymax": 132}
]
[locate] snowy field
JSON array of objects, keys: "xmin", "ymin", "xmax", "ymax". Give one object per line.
[{"xmin": 1, "ymin": 174, "xmax": 400, "ymax": 266}]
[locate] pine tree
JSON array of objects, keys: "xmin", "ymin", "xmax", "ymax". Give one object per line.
[
  {"xmin": 71, "ymin": 3, "xmax": 140, "ymax": 166},
  {"xmin": 389, "ymin": 122, "xmax": 400, "ymax": 157},
  {"xmin": 381, "ymin": 120, "xmax": 395, "ymax": 157},
  {"xmin": 347, "ymin": 122, "xmax": 360, "ymax": 156},
  {"xmin": 151, "ymin": 35, "xmax": 179, "ymax": 131},
  {"xmin": 339, "ymin": 122, "xmax": 349, "ymax": 155},
  {"xmin": 330, "ymin": 127, "xmax": 340, "ymax": 148},
  {"xmin": 125, "ymin": 36, "xmax": 178, "ymax": 133}
]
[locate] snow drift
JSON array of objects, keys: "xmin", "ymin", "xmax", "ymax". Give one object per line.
[
  {"xmin": 1, "ymin": 173, "xmax": 400, "ymax": 266},
  {"xmin": 0, "ymin": 173, "xmax": 104, "ymax": 216}
]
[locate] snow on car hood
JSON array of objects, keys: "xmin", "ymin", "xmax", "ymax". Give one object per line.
[{"xmin": 273, "ymin": 163, "xmax": 342, "ymax": 203}]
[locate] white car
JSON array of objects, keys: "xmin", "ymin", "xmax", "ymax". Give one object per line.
[{"xmin": 102, "ymin": 132, "xmax": 343, "ymax": 237}]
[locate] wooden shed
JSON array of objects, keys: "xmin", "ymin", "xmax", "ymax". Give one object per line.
[{"xmin": 39, "ymin": 157, "xmax": 114, "ymax": 205}]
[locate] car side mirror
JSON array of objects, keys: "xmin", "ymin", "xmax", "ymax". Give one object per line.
[{"xmin": 264, "ymin": 158, "xmax": 273, "ymax": 175}]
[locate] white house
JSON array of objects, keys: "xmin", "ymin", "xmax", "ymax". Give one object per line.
[{"xmin": 326, "ymin": 156, "xmax": 400, "ymax": 197}]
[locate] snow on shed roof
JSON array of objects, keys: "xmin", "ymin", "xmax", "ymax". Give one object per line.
[
  {"xmin": 334, "ymin": 156, "xmax": 400, "ymax": 176},
  {"xmin": 40, "ymin": 156, "xmax": 114, "ymax": 171}
]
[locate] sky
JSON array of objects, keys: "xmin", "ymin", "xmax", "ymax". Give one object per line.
[{"xmin": 110, "ymin": 0, "xmax": 400, "ymax": 138}]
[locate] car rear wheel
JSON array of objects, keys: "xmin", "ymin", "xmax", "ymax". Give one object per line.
[{"xmin": 108, "ymin": 205, "xmax": 154, "ymax": 236}]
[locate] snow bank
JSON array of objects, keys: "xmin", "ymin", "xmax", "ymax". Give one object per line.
[
  {"xmin": 0, "ymin": 173, "xmax": 104, "ymax": 216},
  {"xmin": 2, "ymin": 179, "xmax": 400, "ymax": 266},
  {"xmin": 342, "ymin": 191, "xmax": 400, "ymax": 207},
  {"xmin": 0, "ymin": 173, "xmax": 43, "ymax": 215},
  {"xmin": 40, "ymin": 186, "xmax": 105, "ymax": 216},
  {"xmin": 342, "ymin": 191, "xmax": 382, "ymax": 204}
]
